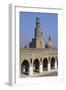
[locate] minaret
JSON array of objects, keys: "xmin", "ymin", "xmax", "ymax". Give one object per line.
[
  {"xmin": 35, "ymin": 17, "xmax": 45, "ymax": 48},
  {"xmin": 35, "ymin": 17, "xmax": 41, "ymax": 38}
]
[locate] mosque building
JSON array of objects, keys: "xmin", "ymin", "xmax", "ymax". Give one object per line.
[{"xmin": 20, "ymin": 17, "xmax": 58, "ymax": 77}]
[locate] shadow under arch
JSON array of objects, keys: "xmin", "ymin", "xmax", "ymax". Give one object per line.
[
  {"xmin": 33, "ymin": 58, "xmax": 40, "ymax": 73},
  {"xmin": 21, "ymin": 59, "xmax": 29, "ymax": 75},
  {"xmin": 51, "ymin": 57, "xmax": 55, "ymax": 69},
  {"xmin": 43, "ymin": 58, "xmax": 48, "ymax": 71}
]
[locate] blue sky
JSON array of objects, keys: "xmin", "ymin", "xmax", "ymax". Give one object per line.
[{"xmin": 20, "ymin": 12, "xmax": 58, "ymax": 48}]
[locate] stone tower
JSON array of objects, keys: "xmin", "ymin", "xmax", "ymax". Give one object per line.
[
  {"xmin": 35, "ymin": 17, "xmax": 45, "ymax": 48},
  {"xmin": 29, "ymin": 17, "xmax": 45, "ymax": 48}
]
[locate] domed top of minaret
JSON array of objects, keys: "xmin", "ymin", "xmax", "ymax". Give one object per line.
[
  {"xmin": 46, "ymin": 36, "xmax": 52, "ymax": 48},
  {"xmin": 36, "ymin": 17, "xmax": 40, "ymax": 24}
]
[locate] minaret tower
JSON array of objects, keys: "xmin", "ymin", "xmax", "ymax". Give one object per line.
[{"xmin": 35, "ymin": 17, "xmax": 45, "ymax": 48}]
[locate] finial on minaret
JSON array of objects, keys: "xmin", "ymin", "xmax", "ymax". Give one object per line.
[{"xmin": 36, "ymin": 17, "xmax": 40, "ymax": 24}]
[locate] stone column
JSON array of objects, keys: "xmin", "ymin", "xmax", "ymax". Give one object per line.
[
  {"xmin": 39, "ymin": 58, "xmax": 43, "ymax": 73},
  {"xmin": 29, "ymin": 65, "xmax": 33, "ymax": 76},
  {"xmin": 48, "ymin": 57, "xmax": 50, "ymax": 71},
  {"xmin": 55, "ymin": 60, "xmax": 57, "ymax": 69},
  {"xmin": 40, "ymin": 64, "xmax": 43, "ymax": 73},
  {"xmin": 29, "ymin": 59, "xmax": 33, "ymax": 76}
]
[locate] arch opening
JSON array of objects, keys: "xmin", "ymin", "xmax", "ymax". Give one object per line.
[
  {"xmin": 33, "ymin": 59, "xmax": 40, "ymax": 73},
  {"xmin": 43, "ymin": 58, "xmax": 48, "ymax": 71},
  {"xmin": 21, "ymin": 60, "xmax": 29, "ymax": 75},
  {"xmin": 51, "ymin": 57, "xmax": 55, "ymax": 69}
]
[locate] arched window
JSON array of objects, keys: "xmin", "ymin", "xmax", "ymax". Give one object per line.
[
  {"xmin": 51, "ymin": 57, "xmax": 55, "ymax": 69},
  {"xmin": 43, "ymin": 58, "xmax": 48, "ymax": 71},
  {"xmin": 21, "ymin": 60, "xmax": 29, "ymax": 75},
  {"xmin": 33, "ymin": 59, "xmax": 40, "ymax": 73}
]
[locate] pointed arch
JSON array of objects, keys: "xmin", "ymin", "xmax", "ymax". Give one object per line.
[
  {"xmin": 43, "ymin": 58, "xmax": 48, "ymax": 71},
  {"xmin": 21, "ymin": 59, "xmax": 29, "ymax": 75},
  {"xmin": 51, "ymin": 57, "xmax": 55, "ymax": 69},
  {"xmin": 33, "ymin": 58, "xmax": 40, "ymax": 73}
]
